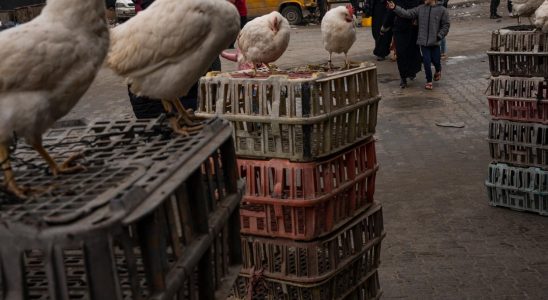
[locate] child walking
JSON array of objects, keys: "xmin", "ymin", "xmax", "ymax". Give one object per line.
[{"xmin": 387, "ymin": 0, "xmax": 450, "ymax": 90}]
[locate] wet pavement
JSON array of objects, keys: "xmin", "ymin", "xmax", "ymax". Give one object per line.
[{"xmin": 70, "ymin": 2, "xmax": 548, "ymax": 299}]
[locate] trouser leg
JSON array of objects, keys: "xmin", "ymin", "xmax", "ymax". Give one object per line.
[
  {"xmin": 421, "ymin": 46, "xmax": 433, "ymax": 82},
  {"xmin": 432, "ymin": 45, "xmax": 442, "ymax": 73}
]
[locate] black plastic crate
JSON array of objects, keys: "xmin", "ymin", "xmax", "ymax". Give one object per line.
[{"xmin": 0, "ymin": 117, "xmax": 243, "ymax": 299}]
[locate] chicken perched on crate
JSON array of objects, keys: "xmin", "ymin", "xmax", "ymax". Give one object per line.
[
  {"xmin": 107, "ymin": 0, "xmax": 240, "ymax": 135},
  {"xmin": 0, "ymin": 0, "xmax": 109, "ymax": 198},
  {"xmin": 512, "ymin": 0, "xmax": 544, "ymax": 23},
  {"xmin": 237, "ymin": 11, "xmax": 291, "ymax": 75},
  {"xmin": 321, "ymin": 5, "xmax": 357, "ymax": 69}
]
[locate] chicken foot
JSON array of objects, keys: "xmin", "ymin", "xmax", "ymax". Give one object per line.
[
  {"xmin": 32, "ymin": 143, "xmax": 86, "ymax": 176},
  {"xmin": 0, "ymin": 143, "xmax": 27, "ymax": 199},
  {"xmin": 161, "ymin": 99, "xmax": 204, "ymax": 136}
]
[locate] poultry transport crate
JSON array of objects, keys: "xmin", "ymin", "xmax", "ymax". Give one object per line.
[
  {"xmin": 238, "ymin": 138, "xmax": 378, "ymax": 241},
  {"xmin": 487, "ymin": 76, "xmax": 548, "ymax": 123},
  {"xmin": 486, "ymin": 163, "xmax": 548, "ymax": 215},
  {"xmin": 197, "ymin": 63, "xmax": 380, "ymax": 162},
  {"xmin": 0, "ymin": 117, "xmax": 243, "ymax": 300},
  {"xmin": 232, "ymin": 236, "xmax": 383, "ymax": 300},
  {"xmin": 239, "ymin": 203, "xmax": 383, "ymax": 283},
  {"xmin": 488, "ymin": 26, "xmax": 548, "ymax": 77},
  {"xmin": 488, "ymin": 119, "xmax": 548, "ymax": 169}
]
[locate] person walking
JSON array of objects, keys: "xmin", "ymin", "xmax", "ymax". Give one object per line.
[
  {"xmin": 382, "ymin": 0, "xmax": 422, "ymax": 88},
  {"xmin": 366, "ymin": 0, "xmax": 393, "ymax": 60},
  {"xmin": 387, "ymin": 0, "xmax": 450, "ymax": 90}
]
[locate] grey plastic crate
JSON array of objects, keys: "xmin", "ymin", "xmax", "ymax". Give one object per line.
[
  {"xmin": 487, "ymin": 51, "xmax": 548, "ymax": 77},
  {"xmin": 0, "ymin": 117, "xmax": 243, "ymax": 300},
  {"xmin": 486, "ymin": 163, "xmax": 548, "ymax": 215},
  {"xmin": 197, "ymin": 63, "xmax": 380, "ymax": 162},
  {"xmin": 488, "ymin": 120, "xmax": 548, "ymax": 169},
  {"xmin": 491, "ymin": 25, "xmax": 548, "ymax": 53}
]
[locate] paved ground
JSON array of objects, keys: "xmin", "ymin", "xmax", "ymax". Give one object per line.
[{"xmin": 69, "ymin": 2, "xmax": 548, "ymax": 299}]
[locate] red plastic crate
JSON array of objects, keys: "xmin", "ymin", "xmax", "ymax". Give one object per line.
[
  {"xmin": 240, "ymin": 203, "xmax": 384, "ymax": 282},
  {"xmin": 487, "ymin": 76, "xmax": 548, "ymax": 123},
  {"xmin": 238, "ymin": 138, "xmax": 378, "ymax": 241}
]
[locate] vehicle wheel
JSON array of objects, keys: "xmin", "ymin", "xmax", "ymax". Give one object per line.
[{"xmin": 281, "ymin": 5, "xmax": 303, "ymax": 25}]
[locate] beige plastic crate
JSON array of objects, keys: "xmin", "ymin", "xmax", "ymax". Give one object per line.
[{"xmin": 197, "ymin": 63, "xmax": 381, "ymax": 162}]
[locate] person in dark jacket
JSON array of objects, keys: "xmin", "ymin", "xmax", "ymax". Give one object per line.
[
  {"xmin": 365, "ymin": 0, "xmax": 393, "ymax": 60},
  {"xmin": 388, "ymin": 0, "xmax": 450, "ymax": 90},
  {"xmin": 382, "ymin": 0, "xmax": 422, "ymax": 88}
]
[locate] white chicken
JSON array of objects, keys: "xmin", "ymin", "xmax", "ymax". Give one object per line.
[
  {"xmin": 237, "ymin": 11, "xmax": 291, "ymax": 74},
  {"xmin": 321, "ymin": 5, "xmax": 356, "ymax": 69},
  {"xmin": 512, "ymin": 0, "xmax": 544, "ymax": 23},
  {"xmin": 0, "ymin": 0, "xmax": 109, "ymax": 198},
  {"xmin": 534, "ymin": 0, "xmax": 548, "ymax": 32},
  {"xmin": 107, "ymin": 0, "xmax": 240, "ymax": 135}
]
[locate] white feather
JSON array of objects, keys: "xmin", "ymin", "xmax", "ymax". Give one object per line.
[
  {"xmin": 0, "ymin": 0, "xmax": 109, "ymax": 145},
  {"xmin": 534, "ymin": 0, "xmax": 548, "ymax": 32},
  {"xmin": 321, "ymin": 6, "xmax": 357, "ymax": 56},
  {"xmin": 107, "ymin": 0, "xmax": 240, "ymax": 99},
  {"xmin": 237, "ymin": 11, "xmax": 291, "ymax": 66}
]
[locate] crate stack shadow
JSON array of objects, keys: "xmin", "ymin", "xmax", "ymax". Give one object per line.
[
  {"xmin": 486, "ymin": 25, "xmax": 548, "ymax": 215},
  {"xmin": 0, "ymin": 118, "xmax": 243, "ymax": 299},
  {"xmin": 197, "ymin": 63, "xmax": 384, "ymax": 299}
]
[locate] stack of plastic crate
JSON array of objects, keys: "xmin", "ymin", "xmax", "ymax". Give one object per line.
[
  {"xmin": 0, "ymin": 117, "xmax": 244, "ymax": 299},
  {"xmin": 486, "ymin": 25, "xmax": 548, "ymax": 215},
  {"xmin": 197, "ymin": 63, "xmax": 385, "ymax": 299}
]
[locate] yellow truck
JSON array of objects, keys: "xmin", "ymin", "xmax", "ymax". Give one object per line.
[{"xmin": 247, "ymin": 0, "xmax": 318, "ymax": 25}]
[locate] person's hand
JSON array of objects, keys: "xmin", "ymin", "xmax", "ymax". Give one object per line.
[{"xmin": 386, "ymin": 1, "xmax": 396, "ymax": 10}]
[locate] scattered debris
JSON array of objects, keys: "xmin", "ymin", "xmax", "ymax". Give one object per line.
[{"xmin": 435, "ymin": 122, "xmax": 465, "ymax": 128}]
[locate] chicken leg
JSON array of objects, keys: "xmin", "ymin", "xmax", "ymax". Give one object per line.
[
  {"xmin": 328, "ymin": 52, "xmax": 333, "ymax": 70},
  {"xmin": 32, "ymin": 142, "xmax": 86, "ymax": 176},
  {"xmin": 161, "ymin": 99, "xmax": 204, "ymax": 136},
  {"xmin": 344, "ymin": 52, "xmax": 350, "ymax": 69},
  {"xmin": 0, "ymin": 143, "xmax": 27, "ymax": 199}
]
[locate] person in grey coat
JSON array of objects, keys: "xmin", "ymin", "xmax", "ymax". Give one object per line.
[{"xmin": 387, "ymin": 0, "xmax": 450, "ymax": 90}]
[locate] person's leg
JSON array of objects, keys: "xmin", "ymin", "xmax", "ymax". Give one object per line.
[
  {"xmin": 508, "ymin": 0, "xmax": 513, "ymax": 14},
  {"xmin": 394, "ymin": 32, "xmax": 408, "ymax": 87},
  {"xmin": 432, "ymin": 45, "xmax": 442, "ymax": 73},
  {"xmin": 440, "ymin": 38, "xmax": 447, "ymax": 56},
  {"xmin": 421, "ymin": 46, "xmax": 433, "ymax": 83},
  {"xmin": 490, "ymin": 0, "xmax": 501, "ymax": 17}
]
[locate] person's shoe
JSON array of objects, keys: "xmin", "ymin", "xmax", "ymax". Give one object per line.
[
  {"xmin": 490, "ymin": 14, "xmax": 502, "ymax": 19},
  {"xmin": 434, "ymin": 71, "xmax": 441, "ymax": 81},
  {"xmin": 425, "ymin": 82, "xmax": 433, "ymax": 90},
  {"xmin": 400, "ymin": 78, "xmax": 408, "ymax": 89},
  {"xmin": 376, "ymin": 56, "xmax": 386, "ymax": 61}
]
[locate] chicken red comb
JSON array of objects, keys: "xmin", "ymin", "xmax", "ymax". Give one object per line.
[{"xmin": 346, "ymin": 4, "xmax": 354, "ymax": 16}]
